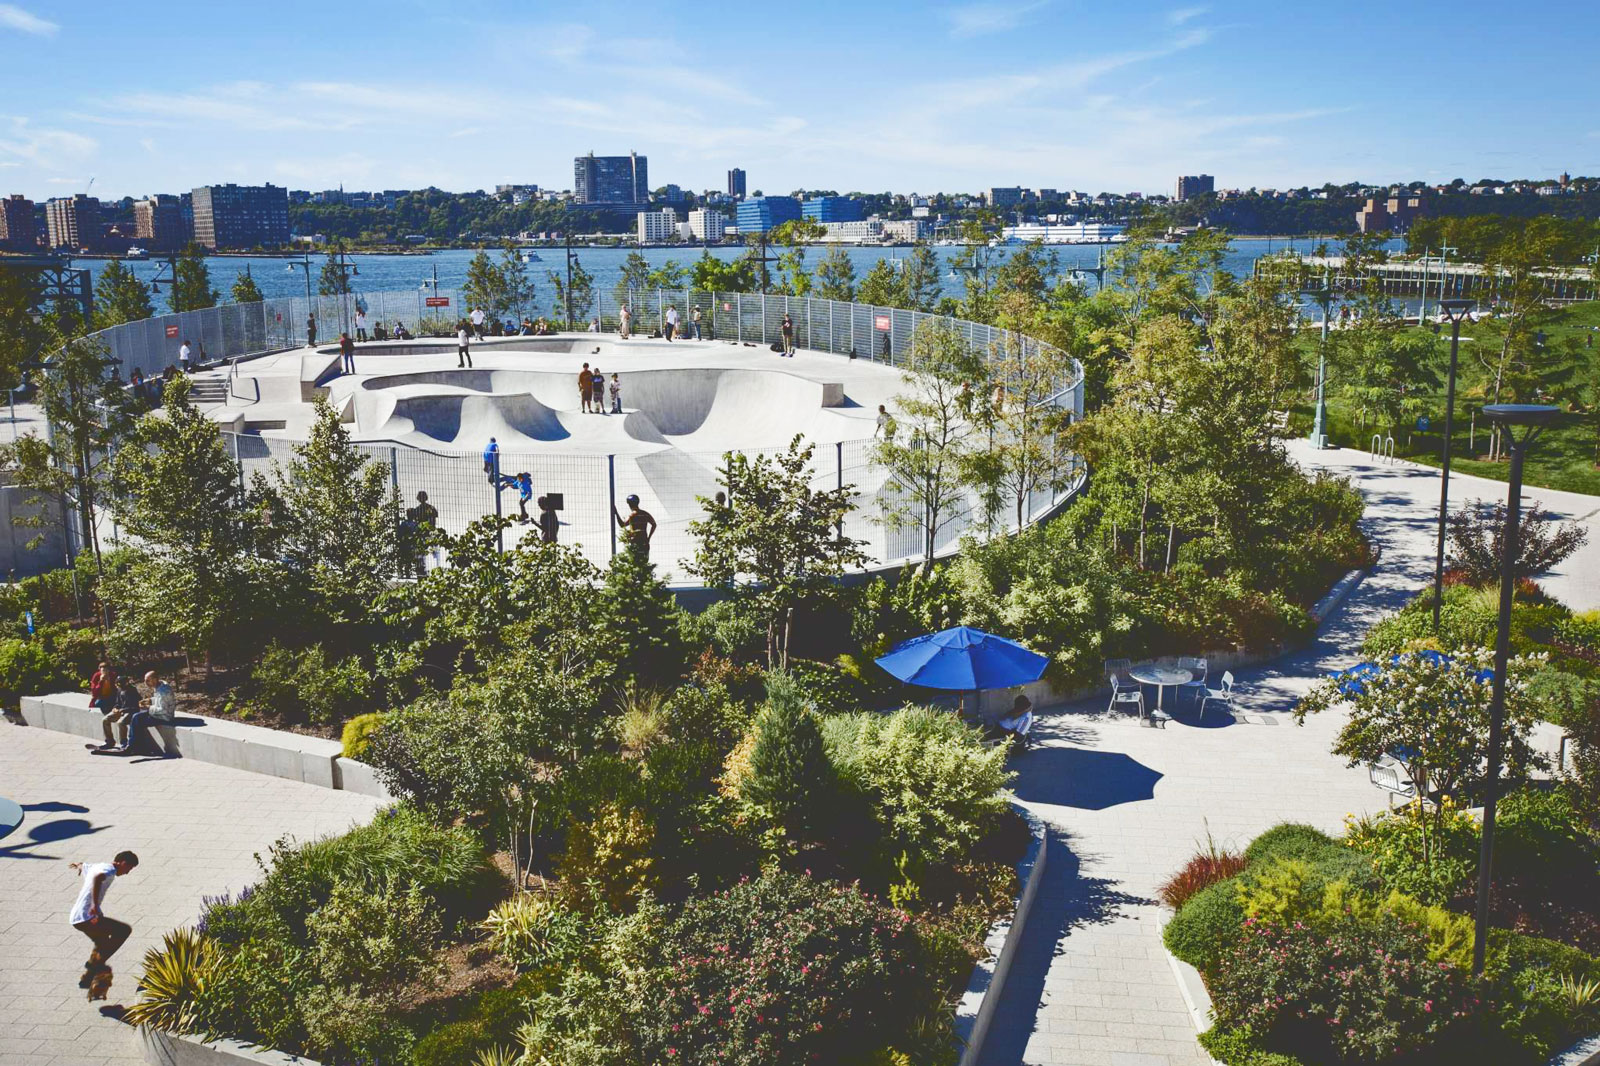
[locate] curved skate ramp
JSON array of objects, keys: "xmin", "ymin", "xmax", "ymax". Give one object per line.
[{"xmin": 389, "ymin": 392, "xmax": 571, "ymax": 444}]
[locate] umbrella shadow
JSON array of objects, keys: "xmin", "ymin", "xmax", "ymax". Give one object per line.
[
  {"xmin": 1012, "ymin": 748, "xmax": 1162, "ymax": 810},
  {"xmin": 0, "ymin": 816, "xmax": 109, "ymax": 861}
]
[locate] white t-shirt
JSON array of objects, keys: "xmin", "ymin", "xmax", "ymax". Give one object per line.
[
  {"xmin": 666, "ymin": 307, "xmax": 679, "ymax": 326},
  {"xmin": 178, "ymin": 344, "xmax": 191, "ymax": 362},
  {"xmin": 70, "ymin": 862, "xmax": 115, "ymax": 925},
  {"xmin": 458, "ymin": 328, "xmax": 469, "ymax": 345},
  {"xmin": 355, "ymin": 312, "xmax": 366, "ymax": 327},
  {"xmin": 470, "ymin": 309, "xmax": 485, "ymax": 326}
]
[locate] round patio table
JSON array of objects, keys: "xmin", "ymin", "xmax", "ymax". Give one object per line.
[
  {"xmin": 1129, "ymin": 664, "xmax": 1192, "ymax": 719},
  {"xmin": 0, "ymin": 796, "xmax": 23, "ymax": 841}
]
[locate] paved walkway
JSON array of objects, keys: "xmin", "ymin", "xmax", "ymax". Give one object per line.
[
  {"xmin": 0, "ymin": 723, "xmax": 382, "ymax": 1066},
  {"xmin": 980, "ymin": 442, "xmax": 1600, "ymax": 1066}
]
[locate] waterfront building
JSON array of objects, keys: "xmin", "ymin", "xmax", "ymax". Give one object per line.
[
  {"xmin": 637, "ymin": 207, "xmax": 678, "ymax": 243},
  {"xmin": 727, "ymin": 168, "xmax": 746, "ymax": 199},
  {"xmin": 802, "ymin": 196, "xmax": 862, "ymax": 223},
  {"xmin": 1175, "ymin": 174, "xmax": 1215, "ymax": 200},
  {"xmin": 735, "ymin": 195, "xmax": 801, "ymax": 234},
  {"xmin": 880, "ymin": 219, "xmax": 932, "ymax": 242},
  {"xmin": 45, "ymin": 194, "xmax": 101, "ymax": 251},
  {"xmin": 574, "ymin": 152, "xmax": 650, "ymax": 204},
  {"xmin": 0, "ymin": 194, "xmax": 38, "ymax": 249},
  {"xmin": 688, "ymin": 209, "xmax": 727, "ymax": 242},
  {"xmin": 986, "ymin": 187, "xmax": 1024, "ymax": 208},
  {"xmin": 133, "ymin": 194, "xmax": 187, "ymax": 251},
  {"xmin": 191, "ymin": 183, "xmax": 289, "ymax": 249},
  {"xmin": 818, "ymin": 220, "xmax": 884, "ymax": 243},
  {"xmin": 1355, "ymin": 192, "xmax": 1424, "ymax": 233},
  {"xmin": 1001, "ymin": 221, "xmax": 1126, "ymax": 244}
]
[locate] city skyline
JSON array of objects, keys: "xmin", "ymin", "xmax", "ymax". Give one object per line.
[{"xmin": 2, "ymin": 0, "xmax": 1598, "ymax": 201}]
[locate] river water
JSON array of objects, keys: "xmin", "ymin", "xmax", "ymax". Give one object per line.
[{"xmin": 72, "ymin": 237, "xmax": 1405, "ymax": 314}]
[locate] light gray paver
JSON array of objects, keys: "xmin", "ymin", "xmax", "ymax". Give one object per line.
[
  {"xmin": 980, "ymin": 441, "xmax": 1600, "ymax": 1065},
  {"xmin": 0, "ymin": 723, "xmax": 382, "ymax": 1064}
]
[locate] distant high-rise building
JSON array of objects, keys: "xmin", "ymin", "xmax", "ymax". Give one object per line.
[
  {"xmin": 574, "ymin": 152, "xmax": 649, "ymax": 204},
  {"xmin": 133, "ymin": 194, "xmax": 187, "ymax": 251},
  {"xmin": 191, "ymin": 183, "xmax": 289, "ymax": 249},
  {"xmin": 735, "ymin": 196, "xmax": 801, "ymax": 234},
  {"xmin": 0, "ymin": 194, "xmax": 38, "ymax": 249},
  {"xmin": 45, "ymin": 195, "xmax": 102, "ymax": 250},
  {"xmin": 727, "ymin": 168, "xmax": 747, "ymax": 199},
  {"xmin": 1356, "ymin": 192, "xmax": 1425, "ymax": 234},
  {"xmin": 637, "ymin": 207, "xmax": 678, "ymax": 243},
  {"xmin": 985, "ymin": 187, "xmax": 1024, "ymax": 208},
  {"xmin": 1175, "ymin": 175, "xmax": 1215, "ymax": 201},
  {"xmin": 688, "ymin": 209, "xmax": 727, "ymax": 243},
  {"xmin": 659, "ymin": 184, "xmax": 686, "ymax": 204},
  {"xmin": 802, "ymin": 196, "xmax": 862, "ymax": 223}
]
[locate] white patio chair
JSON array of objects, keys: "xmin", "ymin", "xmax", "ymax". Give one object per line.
[
  {"xmin": 1197, "ymin": 670, "xmax": 1236, "ymax": 722},
  {"xmin": 1107, "ymin": 669, "xmax": 1145, "ymax": 718},
  {"xmin": 1176, "ymin": 656, "xmax": 1208, "ymax": 704},
  {"xmin": 1368, "ymin": 754, "xmax": 1420, "ymax": 809}
]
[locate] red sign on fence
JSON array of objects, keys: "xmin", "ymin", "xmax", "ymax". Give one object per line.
[
  {"xmin": 424, "ymin": 296, "xmax": 451, "ymax": 308},
  {"xmin": 874, "ymin": 314, "xmax": 891, "ymax": 331},
  {"xmin": 164, "ymin": 324, "xmax": 179, "ymax": 338},
  {"xmin": 722, "ymin": 302, "xmax": 732, "ymax": 311}
]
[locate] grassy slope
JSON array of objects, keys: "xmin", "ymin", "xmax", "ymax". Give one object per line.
[{"xmin": 1290, "ymin": 301, "xmax": 1600, "ymax": 496}]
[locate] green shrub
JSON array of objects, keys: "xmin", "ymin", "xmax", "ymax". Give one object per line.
[
  {"xmin": 482, "ymin": 894, "xmax": 587, "ymax": 972},
  {"xmin": 1344, "ymin": 802, "xmax": 1481, "ymax": 906},
  {"xmin": 1198, "ymin": 1026, "xmax": 1304, "ymax": 1066},
  {"xmin": 1163, "ymin": 876, "xmax": 1245, "ymax": 973},
  {"xmin": 300, "ymin": 983, "xmax": 415, "ymax": 1065},
  {"xmin": 1499, "ymin": 788, "xmax": 1597, "ymax": 882},
  {"xmin": 822, "ymin": 704, "xmax": 1014, "ymax": 871},
  {"xmin": 1209, "ymin": 912, "xmax": 1476, "ymax": 1063},
  {"xmin": 249, "ymin": 640, "xmax": 372, "ymax": 725},
  {"xmin": 305, "ymin": 879, "xmax": 442, "ymax": 991},
  {"xmin": 1526, "ymin": 669, "xmax": 1600, "ymax": 730},
  {"xmin": 553, "ymin": 801, "xmax": 657, "ymax": 910},
  {"xmin": 1490, "ymin": 934, "xmax": 1600, "ymax": 1060},
  {"xmin": 412, "ymin": 1020, "xmax": 493, "ymax": 1066},
  {"xmin": 411, "ymin": 978, "xmax": 537, "ymax": 1066},
  {"xmin": 737, "ymin": 673, "xmax": 837, "ymax": 840},
  {"xmin": 1242, "ymin": 824, "xmax": 1333, "ymax": 866},
  {"xmin": 0, "ymin": 635, "xmax": 76, "ymax": 708},
  {"xmin": 633, "ymin": 871, "xmax": 928, "ymax": 1066},
  {"xmin": 339, "ymin": 712, "xmax": 387, "ymax": 760}
]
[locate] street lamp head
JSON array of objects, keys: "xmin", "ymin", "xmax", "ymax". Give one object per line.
[
  {"xmin": 1440, "ymin": 298, "xmax": 1474, "ymax": 323},
  {"xmin": 1481, "ymin": 403, "xmax": 1561, "ymax": 428}
]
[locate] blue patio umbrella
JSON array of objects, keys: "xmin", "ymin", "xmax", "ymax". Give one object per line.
[{"xmin": 875, "ymin": 626, "xmax": 1049, "ymax": 691}]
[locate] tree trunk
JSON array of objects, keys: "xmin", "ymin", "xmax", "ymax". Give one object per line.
[
  {"xmin": 1137, "ymin": 482, "xmax": 1151, "ymax": 570},
  {"xmin": 1165, "ymin": 524, "xmax": 1175, "ymax": 573}
]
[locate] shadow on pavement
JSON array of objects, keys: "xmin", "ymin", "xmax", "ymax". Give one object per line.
[
  {"xmin": 1012, "ymin": 748, "xmax": 1162, "ymax": 811},
  {"xmin": 0, "ymin": 815, "xmax": 109, "ymax": 860}
]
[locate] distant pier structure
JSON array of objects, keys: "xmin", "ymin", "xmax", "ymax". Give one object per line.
[{"xmin": 1254, "ymin": 253, "xmax": 1598, "ymax": 305}]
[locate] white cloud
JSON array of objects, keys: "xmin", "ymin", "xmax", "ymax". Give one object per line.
[
  {"xmin": 0, "ymin": 117, "xmax": 97, "ymax": 168},
  {"xmin": 942, "ymin": 1, "xmax": 1049, "ymax": 38},
  {"xmin": 1168, "ymin": 5, "xmax": 1208, "ymax": 26},
  {"xmin": 0, "ymin": 3, "xmax": 58, "ymax": 36}
]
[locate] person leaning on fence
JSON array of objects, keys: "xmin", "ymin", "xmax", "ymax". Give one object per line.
[
  {"xmin": 482, "ymin": 437, "xmax": 499, "ymax": 483},
  {"xmin": 780, "ymin": 314, "xmax": 795, "ymax": 356},
  {"xmin": 692, "ymin": 305, "xmax": 704, "ymax": 340},
  {"xmin": 613, "ymin": 494, "xmax": 657, "ymax": 562},
  {"xmin": 403, "ymin": 491, "xmax": 440, "ymax": 577},
  {"xmin": 306, "ymin": 315, "xmax": 317, "ymax": 347}
]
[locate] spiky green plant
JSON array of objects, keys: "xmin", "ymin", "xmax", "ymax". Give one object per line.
[
  {"xmin": 473, "ymin": 1045, "xmax": 523, "ymax": 1066},
  {"xmin": 122, "ymin": 928, "xmax": 214, "ymax": 1033}
]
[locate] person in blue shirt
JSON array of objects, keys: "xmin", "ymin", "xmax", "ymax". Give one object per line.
[
  {"xmin": 513, "ymin": 472, "xmax": 533, "ymax": 522},
  {"xmin": 482, "ymin": 437, "xmax": 498, "ymax": 483}
]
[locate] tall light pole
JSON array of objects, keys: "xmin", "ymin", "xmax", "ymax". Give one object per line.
[
  {"xmin": 1301, "ymin": 277, "xmax": 1335, "ymax": 449},
  {"xmin": 1471, "ymin": 403, "xmax": 1561, "ymax": 978},
  {"xmin": 1431, "ymin": 299, "xmax": 1475, "ymax": 631},
  {"xmin": 565, "ymin": 232, "xmax": 579, "ymax": 330},
  {"xmin": 286, "ymin": 252, "xmax": 314, "ymax": 343}
]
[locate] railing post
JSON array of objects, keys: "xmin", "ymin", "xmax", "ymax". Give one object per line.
[{"xmin": 608, "ymin": 454, "xmax": 618, "ymax": 558}]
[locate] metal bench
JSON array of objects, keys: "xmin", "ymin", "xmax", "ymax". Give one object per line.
[{"xmin": 1368, "ymin": 754, "xmax": 1420, "ymax": 808}]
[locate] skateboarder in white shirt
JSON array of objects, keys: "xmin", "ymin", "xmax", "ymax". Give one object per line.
[
  {"xmin": 69, "ymin": 851, "xmax": 139, "ymax": 1000},
  {"xmin": 470, "ymin": 306, "xmax": 486, "ymax": 341}
]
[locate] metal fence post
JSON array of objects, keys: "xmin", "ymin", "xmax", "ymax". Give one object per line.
[
  {"xmin": 736, "ymin": 293, "xmax": 742, "ymax": 343},
  {"xmin": 607, "ymin": 454, "xmax": 618, "ymax": 558},
  {"xmin": 492, "ymin": 451, "xmax": 503, "ymax": 553}
]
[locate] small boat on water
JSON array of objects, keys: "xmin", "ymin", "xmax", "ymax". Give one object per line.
[
  {"xmin": 518, "ymin": 251, "xmax": 543, "ymax": 263},
  {"xmin": 125, "ymin": 246, "xmax": 149, "ymax": 259}
]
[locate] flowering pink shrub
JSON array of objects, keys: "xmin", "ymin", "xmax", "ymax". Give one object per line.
[
  {"xmin": 1209, "ymin": 912, "xmax": 1477, "ymax": 1062},
  {"xmin": 635, "ymin": 871, "xmax": 926, "ymax": 1065}
]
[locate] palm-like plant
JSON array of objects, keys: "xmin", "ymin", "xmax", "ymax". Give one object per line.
[{"xmin": 122, "ymin": 928, "xmax": 214, "ymax": 1033}]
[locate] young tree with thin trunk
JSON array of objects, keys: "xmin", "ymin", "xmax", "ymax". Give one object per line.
[
  {"xmin": 94, "ymin": 259, "xmax": 154, "ymax": 329},
  {"xmin": 169, "ymin": 244, "xmax": 218, "ymax": 313},
  {"xmin": 814, "ymin": 246, "xmax": 856, "ymax": 302},
  {"xmin": 230, "ymin": 268, "xmax": 264, "ymax": 305}
]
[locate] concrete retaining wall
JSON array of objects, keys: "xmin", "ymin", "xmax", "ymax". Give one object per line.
[
  {"xmin": 953, "ymin": 806, "xmax": 1049, "ymax": 1066},
  {"xmin": 16, "ymin": 693, "xmax": 390, "ymax": 800},
  {"xmin": 140, "ymin": 1028, "xmax": 320, "ymax": 1065}
]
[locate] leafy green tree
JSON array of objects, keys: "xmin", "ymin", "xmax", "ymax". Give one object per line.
[
  {"xmin": 690, "ymin": 250, "xmax": 754, "ymax": 293},
  {"xmin": 646, "ymin": 259, "xmax": 687, "ymax": 290},
  {"xmin": 769, "ymin": 219, "xmax": 827, "ymax": 296},
  {"xmin": 93, "ymin": 259, "xmax": 154, "ymax": 329},
  {"xmin": 0, "ymin": 335, "xmax": 137, "ymax": 584},
  {"xmin": 169, "ymin": 244, "xmax": 218, "ymax": 312},
  {"xmin": 873, "ymin": 321, "xmax": 986, "ymax": 571},
  {"xmin": 0, "ymin": 268, "xmax": 53, "ymax": 391},
  {"xmin": 548, "ymin": 255, "xmax": 595, "ymax": 326},
  {"xmin": 900, "ymin": 242, "xmax": 942, "ymax": 312},
  {"xmin": 981, "ymin": 326, "xmax": 1079, "ymax": 530},
  {"xmin": 687, "ymin": 436, "xmax": 867, "ymax": 668},
  {"xmin": 499, "ymin": 243, "xmax": 535, "ymax": 319},
  {"xmin": 740, "ymin": 673, "xmax": 835, "ymax": 841},
  {"xmin": 615, "ymin": 251, "xmax": 651, "ymax": 304},
  {"xmin": 106, "ymin": 376, "xmax": 275, "ymax": 668},
  {"xmin": 318, "ymin": 245, "xmax": 354, "ymax": 298},
  {"xmin": 856, "ymin": 257, "xmax": 900, "ymax": 308},
  {"xmin": 813, "ymin": 246, "xmax": 856, "ymax": 302},
  {"xmin": 230, "ymin": 268, "xmax": 264, "ymax": 305},
  {"xmin": 596, "ymin": 549, "xmax": 688, "ymax": 687},
  {"xmin": 251, "ymin": 400, "xmax": 401, "ymax": 634}
]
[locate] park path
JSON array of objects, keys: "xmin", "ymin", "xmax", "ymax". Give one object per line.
[
  {"xmin": 0, "ymin": 724, "xmax": 382, "ymax": 1066},
  {"xmin": 978, "ymin": 442, "xmax": 1600, "ymax": 1066}
]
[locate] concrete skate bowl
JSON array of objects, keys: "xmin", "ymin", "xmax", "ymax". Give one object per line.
[{"xmin": 352, "ymin": 367, "xmax": 848, "ymax": 451}]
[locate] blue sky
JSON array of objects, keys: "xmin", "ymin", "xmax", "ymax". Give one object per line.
[{"xmin": 2, "ymin": 0, "xmax": 1597, "ymax": 200}]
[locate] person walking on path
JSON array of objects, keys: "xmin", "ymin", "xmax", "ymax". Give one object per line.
[
  {"xmin": 482, "ymin": 437, "xmax": 499, "ymax": 483},
  {"xmin": 457, "ymin": 320, "xmax": 472, "ymax": 368},
  {"xmin": 781, "ymin": 313, "xmax": 795, "ymax": 356},
  {"xmin": 537, "ymin": 495, "xmax": 559, "ymax": 544},
  {"xmin": 613, "ymin": 493, "xmax": 657, "ymax": 563},
  {"xmin": 664, "ymin": 305, "xmax": 679, "ymax": 342},
  {"xmin": 306, "ymin": 315, "xmax": 317, "ymax": 348},
  {"xmin": 579, "ymin": 362, "xmax": 593, "ymax": 413},
  {"xmin": 591, "ymin": 367, "xmax": 606, "ymax": 415},
  {"xmin": 339, "ymin": 332, "xmax": 356, "ymax": 374},
  {"xmin": 619, "ymin": 304, "xmax": 632, "ymax": 340},
  {"xmin": 691, "ymin": 305, "xmax": 704, "ymax": 340},
  {"xmin": 354, "ymin": 308, "xmax": 368, "ymax": 342},
  {"xmin": 70, "ymin": 851, "xmax": 139, "ymax": 1000},
  {"xmin": 609, "ymin": 373, "xmax": 622, "ymax": 414},
  {"xmin": 177, "ymin": 340, "xmax": 192, "ymax": 374},
  {"xmin": 404, "ymin": 491, "xmax": 440, "ymax": 577},
  {"xmin": 470, "ymin": 305, "xmax": 486, "ymax": 341}
]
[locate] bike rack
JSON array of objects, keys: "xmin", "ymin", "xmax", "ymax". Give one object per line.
[{"xmin": 1369, "ymin": 434, "xmax": 1396, "ymax": 463}]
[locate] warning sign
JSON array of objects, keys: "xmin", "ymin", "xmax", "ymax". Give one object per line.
[
  {"xmin": 164, "ymin": 324, "xmax": 179, "ymax": 338},
  {"xmin": 874, "ymin": 314, "xmax": 891, "ymax": 331},
  {"xmin": 424, "ymin": 296, "xmax": 451, "ymax": 308}
]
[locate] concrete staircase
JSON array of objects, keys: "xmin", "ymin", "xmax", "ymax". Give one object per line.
[{"xmin": 188, "ymin": 377, "xmax": 230, "ymax": 406}]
